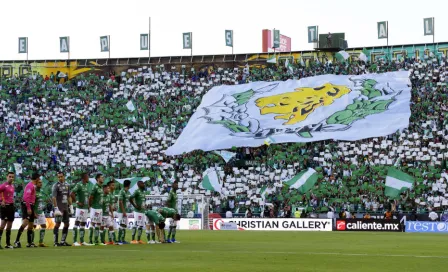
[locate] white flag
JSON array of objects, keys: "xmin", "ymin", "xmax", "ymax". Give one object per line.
[
  {"xmin": 126, "ymin": 100, "xmax": 135, "ymax": 112},
  {"xmin": 213, "ymin": 150, "xmax": 236, "ymax": 163},
  {"xmin": 336, "ymin": 51, "xmax": 350, "ymax": 62},
  {"xmin": 166, "ymin": 72, "xmax": 411, "ymax": 155},
  {"xmin": 200, "ymin": 168, "xmax": 222, "ymax": 194},
  {"xmin": 13, "ymin": 163, "xmax": 22, "ymax": 174},
  {"xmin": 359, "ymin": 52, "xmax": 368, "ymax": 62},
  {"xmin": 267, "ymin": 56, "xmax": 277, "ymax": 64},
  {"xmin": 385, "ymin": 168, "xmax": 414, "ymax": 199}
]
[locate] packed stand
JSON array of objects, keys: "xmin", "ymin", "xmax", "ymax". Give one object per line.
[{"xmin": 0, "ymin": 54, "xmax": 447, "ymax": 217}]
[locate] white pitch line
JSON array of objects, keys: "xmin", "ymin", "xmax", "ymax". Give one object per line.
[
  {"xmin": 6, "ymin": 248, "xmax": 448, "ymax": 259},
  {"xmin": 229, "ymin": 251, "xmax": 448, "ymax": 259}
]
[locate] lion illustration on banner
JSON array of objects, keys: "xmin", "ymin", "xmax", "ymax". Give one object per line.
[
  {"xmin": 201, "ymin": 78, "xmax": 401, "ymax": 139},
  {"xmin": 255, "ymin": 83, "xmax": 352, "ymax": 125}
]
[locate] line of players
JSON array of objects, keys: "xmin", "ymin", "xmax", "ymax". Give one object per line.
[{"xmin": 0, "ymin": 171, "xmax": 181, "ymax": 249}]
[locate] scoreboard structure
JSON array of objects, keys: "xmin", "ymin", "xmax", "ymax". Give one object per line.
[{"xmin": 315, "ymin": 33, "xmax": 347, "ymax": 51}]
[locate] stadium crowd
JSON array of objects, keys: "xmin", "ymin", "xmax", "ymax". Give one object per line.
[{"xmin": 1, "ymin": 52, "xmax": 447, "ymax": 220}]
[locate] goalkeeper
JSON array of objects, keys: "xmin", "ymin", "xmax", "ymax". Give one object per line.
[
  {"xmin": 52, "ymin": 172, "xmax": 73, "ymax": 246},
  {"xmin": 158, "ymin": 207, "xmax": 181, "ymax": 243}
]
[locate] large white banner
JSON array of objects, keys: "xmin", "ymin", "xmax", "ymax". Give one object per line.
[
  {"xmin": 212, "ymin": 218, "xmax": 332, "ymax": 231},
  {"xmin": 166, "ymin": 72, "xmax": 411, "ymax": 155}
]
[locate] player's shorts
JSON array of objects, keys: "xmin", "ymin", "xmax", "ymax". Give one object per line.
[
  {"xmin": 75, "ymin": 208, "xmax": 89, "ymax": 223},
  {"xmin": 168, "ymin": 218, "xmax": 177, "ymax": 227},
  {"xmin": 34, "ymin": 213, "xmax": 46, "ymax": 226},
  {"xmin": 101, "ymin": 216, "xmax": 114, "ymax": 228},
  {"xmin": 117, "ymin": 213, "xmax": 128, "ymax": 226},
  {"xmin": 90, "ymin": 209, "xmax": 103, "ymax": 224},
  {"xmin": 21, "ymin": 202, "xmax": 36, "ymax": 221},
  {"xmin": 134, "ymin": 212, "xmax": 145, "ymax": 227},
  {"xmin": 55, "ymin": 210, "xmax": 70, "ymax": 224},
  {"xmin": 0, "ymin": 204, "xmax": 15, "ymax": 221},
  {"xmin": 146, "ymin": 218, "xmax": 154, "ymax": 226}
]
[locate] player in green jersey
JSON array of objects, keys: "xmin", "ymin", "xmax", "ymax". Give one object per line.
[
  {"xmin": 144, "ymin": 209, "xmax": 166, "ymax": 243},
  {"xmin": 88, "ymin": 174, "xmax": 104, "ymax": 245},
  {"xmin": 117, "ymin": 180, "xmax": 131, "ymax": 244},
  {"xmin": 106, "ymin": 181, "xmax": 118, "ymax": 245},
  {"xmin": 129, "ymin": 181, "xmax": 146, "ymax": 244},
  {"xmin": 165, "ymin": 182, "xmax": 180, "ymax": 243},
  {"xmin": 70, "ymin": 173, "xmax": 92, "ymax": 246},
  {"xmin": 158, "ymin": 207, "xmax": 181, "ymax": 244},
  {"xmin": 166, "ymin": 181, "xmax": 178, "ymax": 210},
  {"xmin": 100, "ymin": 182, "xmax": 116, "ymax": 245},
  {"xmin": 33, "ymin": 179, "xmax": 49, "ymax": 247}
]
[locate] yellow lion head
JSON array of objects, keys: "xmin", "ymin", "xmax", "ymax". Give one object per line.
[{"xmin": 255, "ymin": 83, "xmax": 351, "ymax": 125}]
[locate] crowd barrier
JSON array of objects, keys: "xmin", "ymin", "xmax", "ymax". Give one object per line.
[{"xmin": 10, "ymin": 217, "xmax": 448, "ymax": 233}]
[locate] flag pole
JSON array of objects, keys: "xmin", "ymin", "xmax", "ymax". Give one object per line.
[
  {"xmin": 68, "ymin": 36, "xmax": 71, "ymax": 79},
  {"xmin": 387, "ymin": 21, "xmax": 389, "ymax": 60},
  {"xmin": 433, "ymin": 17, "xmax": 435, "ymax": 54},
  {"xmin": 149, "ymin": 17, "xmax": 151, "ymax": 61},
  {"xmin": 108, "ymin": 35, "xmax": 111, "ymax": 60},
  {"xmin": 273, "ymin": 28, "xmax": 276, "ymax": 55}
]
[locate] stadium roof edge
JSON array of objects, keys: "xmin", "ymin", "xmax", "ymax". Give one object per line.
[{"xmin": 0, "ymin": 42, "xmax": 445, "ymax": 63}]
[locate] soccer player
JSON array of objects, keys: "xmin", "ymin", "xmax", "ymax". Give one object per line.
[
  {"xmin": 166, "ymin": 181, "xmax": 178, "ymax": 210},
  {"xmin": 165, "ymin": 181, "xmax": 180, "ymax": 243},
  {"xmin": 33, "ymin": 178, "xmax": 48, "ymax": 247},
  {"xmin": 89, "ymin": 174, "xmax": 104, "ymax": 245},
  {"xmin": 14, "ymin": 173, "xmax": 39, "ymax": 248},
  {"xmin": 129, "ymin": 180, "xmax": 145, "ymax": 244},
  {"xmin": 106, "ymin": 180, "xmax": 118, "ymax": 245},
  {"xmin": 52, "ymin": 172, "xmax": 73, "ymax": 246},
  {"xmin": 117, "ymin": 180, "xmax": 131, "ymax": 244},
  {"xmin": 144, "ymin": 209, "xmax": 166, "ymax": 243},
  {"xmin": 70, "ymin": 173, "xmax": 92, "ymax": 246},
  {"xmin": 158, "ymin": 207, "xmax": 181, "ymax": 243},
  {"xmin": 101, "ymin": 181, "xmax": 117, "ymax": 245},
  {"xmin": 0, "ymin": 172, "xmax": 16, "ymax": 249}
]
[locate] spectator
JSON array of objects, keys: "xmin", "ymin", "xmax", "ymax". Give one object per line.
[
  {"xmin": 226, "ymin": 210, "xmax": 233, "ymax": 218},
  {"xmin": 429, "ymin": 210, "xmax": 439, "ymax": 221}
]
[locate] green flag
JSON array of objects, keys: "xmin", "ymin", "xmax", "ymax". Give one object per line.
[
  {"xmin": 385, "ymin": 168, "xmax": 414, "ymax": 199},
  {"xmin": 200, "ymin": 168, "xmax": 222, "ymax": 194},
  {"xmin": 284, "ymin": 168, "xmax": 318, "ymax": 193}
]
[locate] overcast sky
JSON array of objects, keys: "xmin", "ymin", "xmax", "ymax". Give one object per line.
[{"xmin": 1, "ymin": 0, "xmax": 447, "ymax": 60}]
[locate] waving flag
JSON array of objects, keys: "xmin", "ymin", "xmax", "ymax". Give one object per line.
[
  {"xmin": 200, "ymin": 168, "xmax": 222, "ymax": 194},
  {"xmin": 385, "ymin": 168, "xmax": 414, "ymax": 199},
  {"xmin": 284, "ymin": 168, "xmax": 318, "ymax": 193},
  {"xmin": 166, "ymin": 72, "xmax": 411, "ymax": 155}
]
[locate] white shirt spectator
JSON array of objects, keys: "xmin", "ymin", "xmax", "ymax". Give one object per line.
[
  {"xmin": 228, "ymin": 200, "xmax": 235, "ymax": 210},
  {"xmin": 345, "ymin": 211, "xmax": 351, "ymax": 219},
  {"xmin": 187, "ymin": 211, "xmax": 194, "ymax": 218},
  {"xmin": 226, "ymin": 211, "xmax": 233, "ymax": 218},
  {"xmin": 429, "ymin": 211, "xmax": 438, "ymax": 221}
]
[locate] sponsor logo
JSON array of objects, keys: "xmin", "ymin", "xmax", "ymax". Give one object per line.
[
  {"xmin": 336, "ymin": 220, "xmax": 346, "ymax": 231},
  {"xmin": 213, "ymin": 219, "xmax": 332, "ymax": 231},
  {"xmin": 406, "ymin": 221, "xmax": 448, "ymax": 233},
  {"xmin": 188, "ymin": 219, "xmax": 200, "ymax": 230},
  {"xmin": 336, "ymin": 219, "xmax": 401, "ymax": 232}
]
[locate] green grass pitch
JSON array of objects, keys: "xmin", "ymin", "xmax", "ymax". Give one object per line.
[{"xmin": 1, "ymin": 230, "xmax": 447, "ymax": 272}]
